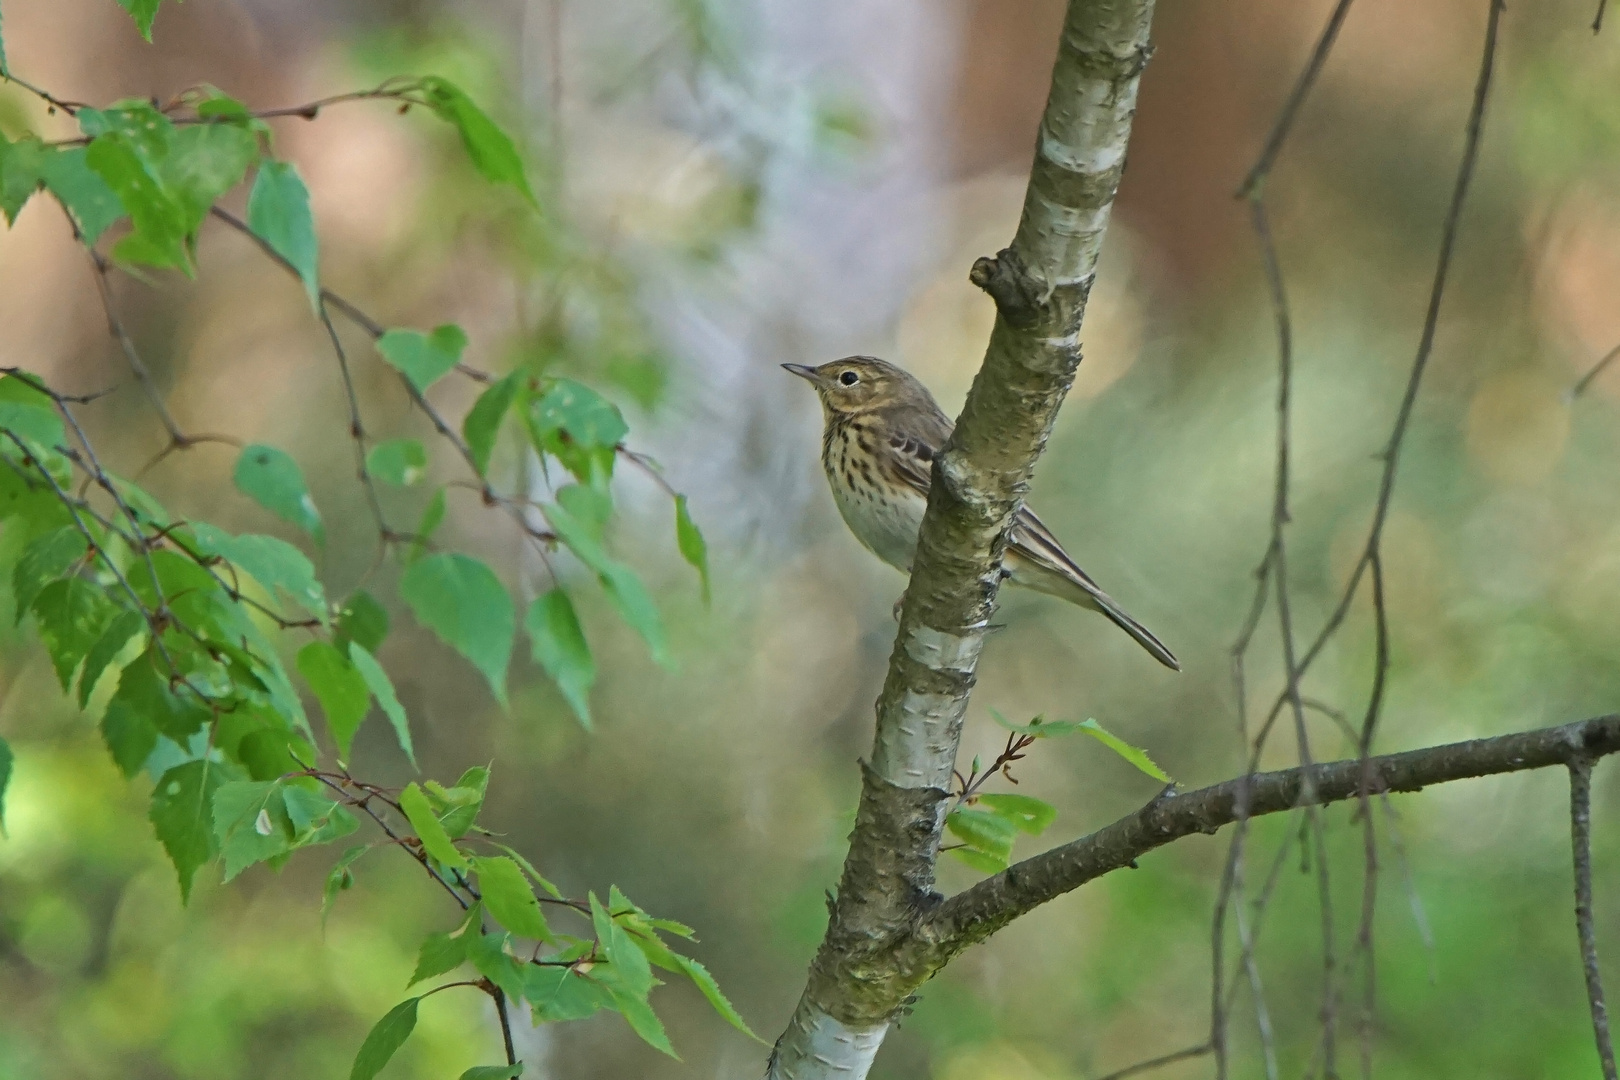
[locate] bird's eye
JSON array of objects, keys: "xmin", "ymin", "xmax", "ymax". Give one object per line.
[{"xmin": 839, "ymin": 370, "xmax": 859, "ymax": 386}]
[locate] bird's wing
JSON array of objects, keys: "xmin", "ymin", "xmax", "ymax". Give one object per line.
[
  {"xmin": 1009, "ymin": 504, "xmax": 1107, "ymax": 594},
  {"xmin": 880, "ymin": 405, "xmax": 954, "ymax": 498}
]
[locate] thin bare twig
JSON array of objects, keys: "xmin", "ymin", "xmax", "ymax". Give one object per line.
[
  {"xmin": 1091, "ymin": 1043, "xmax": 1211, "ymax": 1080},
  {"xmin": 317, "ymin": 303, "xmax": 395, "ymax": 554},
  {"xmin": 1236, "ymin": 0, "xmax": 1358, "ymax": 198},
  {"xmin": 1570, "ymin": 341, "xmax": 1620, "ymax": 400},
  {"xmin": 1569, "ymin": 758, "xmax": 1617, "ymax": 1080}
]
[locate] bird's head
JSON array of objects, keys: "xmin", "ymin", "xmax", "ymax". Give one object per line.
[{"xmin": 782, "ymin": 356, "xmax": 918, "ymax": 417}]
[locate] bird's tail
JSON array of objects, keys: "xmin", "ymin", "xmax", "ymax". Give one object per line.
[{"xmin": 1089, "ymin": 590, "xmax": 1181, "ymax": 671}]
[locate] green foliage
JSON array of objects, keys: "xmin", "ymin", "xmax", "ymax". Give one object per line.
[
  {"xmin": 541, "ymin": 495, "xmax": 671, "ymax": 669},
  {"xmin": 463, "ymin": 373, "xmax": 518, "ymax": 476},
  {"xmin": 116, "ymin": 0, "xmax": 163, "ymax": 40},
  {"xmin": 31, "ymin": 576, "xmax": 117, "ymax": 691},
  {"xmin": 990, "ymin": 709, "xmax": 1171, "ymax": 783},
  {"xmin": 349, "ymin": 642, "xmax": 415, "ymax": 767},
  {"xmin": 247, "ymin": 160, "xmax": 320, "ymax": 308},
  {"xmin": 409, "ymin": 904, "xmax": 477, "ymax": 986},
  {"xmin": 472, "ymin": 855, "xmax": 553, "ymax": 941},
  {"xmin": 417, "ymin": 76, "xmax": 534, "ymax": 203},
  {"xmin": 525, "ymin": 378, "xmax": 627, "ymax": 485},
  {"xmin": 40, "ymin": 147, "xmax": 124, "ymax": 242},
  {"xmin": 461, "ymin": 1067, "xmax": 523, "ymax": 1080},
  {"xmin": 400, "ymin": 552, "xmax": 513, "ymax": 705},
  {"xmin": 675, "ymin": 494, "xmax": 710, "ymax": 603},
  {"xmin": 398, "ymin": 781, "xmax": 467, "ymax": 871},
  {"xmin": 975, "ymin": 793, "xmax": 1057, "ymax": 834},
  {"xmin": 944, "ymin": 807, "xmax": 1017, "ymax": 874},
  {"xmin": 75, "ymin": 99, "xmax": 258, "ymax": 269},
  {"xmin": 336, "ymin": 590, "xmax": 390, "ymax": 653},
  {"xmin": 944, "ymin": 786, "xmax": 1060, "ymax": 875},
  {"xmin": 377, "ymin": 325, "xmax": 468, "ymax": 393},
  {"xmin": 525, "ymin": 590, "xmax": 595, "ymax": 728},
  {"xmin": 0, "ymin": 31, "xmax": 746, "ymax": 1076},
  {"xmin": 234, "ymin": 443, "xmax": 324, "ymax": 541},
  {"xmin": 297, "ymin": 641, "xmax": 372, "ymax": 760},
  {"xmin": 349, "ymin": 996, "xmax": 420, "ymax": 1080},
  {"xmin": 149, "ymin": 760, "xmax": 228, "ymax": 902},
  {"xmin": 366, "ymin": 438, "xmax": 428, "ymax": 486},
  {"xmin": 188, "ymin": 522, "xmax": 327, "ymax": 619}
]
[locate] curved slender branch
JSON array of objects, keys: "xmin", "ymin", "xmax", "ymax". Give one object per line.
[
  {"xmin": 919, "ymin": 714, "xmax": 1620, "ymax": 959},
  {"xmin": 1569, "ymin": 758, "xmax": 1617, "ymax": 1080}
]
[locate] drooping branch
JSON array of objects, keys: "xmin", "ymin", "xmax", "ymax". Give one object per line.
[
  {"xmin": 768, "ymin": 0, "xmax": 1159, "ymax": 1075},
  {"xmin": 917, "ymin": 715, "xmax": 1620, "ymax": 958},
  {"xmin": 1569, "ymin": 758, "xmax": 1618, "ymax": 1080}
]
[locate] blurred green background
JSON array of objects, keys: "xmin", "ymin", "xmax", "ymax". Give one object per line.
[{"xmin": 1, "ymin": 0, "xmax": 1618, "ymax": 1076}]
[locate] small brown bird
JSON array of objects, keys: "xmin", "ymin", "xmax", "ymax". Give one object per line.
[{"xmin": 785, "ymin": 356, "xmax": 1179, "ymax": 671}]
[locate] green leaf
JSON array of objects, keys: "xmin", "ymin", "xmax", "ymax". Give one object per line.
[
  {"xmin": 461, "ymin": 1067, "xmax": 523, "ymax": 1080},
  {"xmin": 247, "ymin": 161, "xmax": 320, "ymax": 309},
  {"xmin": 408, "ymin": 909, "xmax": 476, "ymax": 987},
  {"xmin": 975, "ymin": 793, "xmax": 1057, "ymax": 836},
  {"xmin": 322, "ymin": 844, "xmax": 368, "ymax": 929},
  {"xmin": 463, "ymin": 373, "xmax": 518, "ymax": 477},
  {"xmin": 465, "ymin": 929, "xmax": 526, "ymax": 1002},
  {"xmin": 523, "ymin": 965, "xmax": 611, "ymax": 1022},
  {"xmin": 165, "ymin": 123, "xmax": 257, "ymax": 228},
  {"xmin": 417, "ymin": 77, "xmax": 534, "ymax": 203},
  {"xmin": 234, "ymin": 443, "xmax": 323, "ymax": 541},
  {"xmin": 672, "ymin": 954, "xmax": 760, "ymax": 1041},
  {"xmin": 349, "ymin": 642, "xmax": 414, "ymax": 769},
  {"xmin": 674, "ymin": 495, "xmax": 710, "ymax": 604},
  {"xmin": 0, "ymin": 736, "xmax": 12, "ymax": 835},
  {"xmin": 0, "ymin": 7, "xmax": 8, "ymax": 77},
  {"xmin": 376, "ymin": 325, "xmax": 468, "ymax": 394},
  {"xmin": 527, "ymin": 379, "xmax": 626, "ymax": 483},
  {"xmin": 335, "ymin": 590, "xmax": 389, "ymax": 654},
  {"xmin": 398, "ymin": 781, "xmax": 467, "ymax": 871},
  {"xmin": 987, "ymin": 708, "xmax": 1086, "ymax": 738},
  {"xmin": 150, "ymin": 759, "xmax": 226, "ymax": 902},
  {"xmin": 608, "ymin": 987, "xmax": 678, "ymax": 1058},
  {"xmin": 189, "ymin": 523, "xmax": 327, "ymax": 619},
  {"xmin": 116, "ymin": 0, "xmax": 163, "ymax": 40},
  {"xmin": 947, "ymin": 846, "xmax": 1009, "ymax": 875},
  {"xmin": 84, "ymin": 125, "xmax": 189, "ymax": 270},
  {"xmin": 0, "ymin": 135, "xmax": 46, "ymax": 224},
  {"xmin": 40, "ymin": 148, "xmax": 125, "ymax": 243},
  {"xmin": 212, "ymin": 779, "xmax": 292, "ymax": 881},
  {"xmin": 525, "ymin": 590, "xmax": 594, "ymax": 729},
  {"xmin": 349, "ymin": 998, "xmax": 420, "ymax": 1080},
  {"xmin": 430, "ymin": 765, "xmax": 488, "ymax": 838},
  {"xmin": 103, "ymin": 649, "xmax": 212, "ymax": 770},
  {"xmin": 404, "ymin": 488, "xmax": 447, "ymax": 565},
  {"xmin": 0, "ymin": 370, "xmax": 66, "ymax": 451},
  {"xmin": 30, "ymin": 577, "xmax": 116, "ymax": 692},
  {"xmin": 471, "ymin": 855, "xmax": 552, "ymax": 942},
  {"xmin": 283, "ymin": 784, "xmax": 358, "ymax": 846},
  {"xmin": 297, "ymin": 641, "xmax": 371, "ymax": 760},
  {"xmin": 590, "ymin": 893, "xmax": 654, "ymax": 998},
  {"xmin": 400, "ymin": 553, "xmax": 513, "ymax": 706},
  {"xmin": 945, "ymin": 808, "xmax": 1016, "ymax": 865},
  {"xmin": 367, "ymin": 439, "xmax": 428, "ymax": 487},
  {"xmin": 492, "ymin": 842, "xmax": 561, "ymax": 899},
  {"xmin": 1076, "ymin": 718, "xmax": 1171, "ymax": 783},
  {"xmin": 600, "ymin": 563, "xmax": 671, "ymax": 670},
  {"xmin": 13, "ymin": 525, "xmax": 86, "ymax": 622}
]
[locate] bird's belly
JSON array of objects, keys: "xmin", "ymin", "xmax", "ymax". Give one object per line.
[{"xmin": 829, "ymin": 475, "xmax": 925, "ymax": 573}]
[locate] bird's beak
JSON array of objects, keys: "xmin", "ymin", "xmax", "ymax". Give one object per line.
[{"xmin": 781, "ymin": 363, "xmax": 819, "ymax": 384}]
